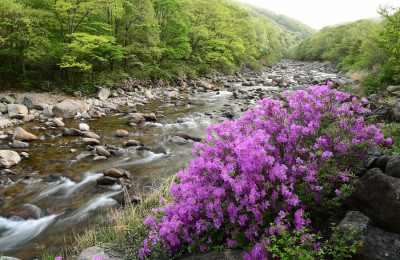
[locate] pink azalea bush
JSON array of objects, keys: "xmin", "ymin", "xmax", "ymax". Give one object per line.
[{"xmin": 139, "ymin": 83, "xmax": 391, "ymax": 259}]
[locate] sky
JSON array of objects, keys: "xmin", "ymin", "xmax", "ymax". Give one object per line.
[{"xmin": 239, "ymin": 0, "xmax": 400, "ymax": 30}]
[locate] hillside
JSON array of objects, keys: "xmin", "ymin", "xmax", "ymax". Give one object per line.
[{"xmin": 232, "ymin": 1, "xmax": 316, "ymax": 51}]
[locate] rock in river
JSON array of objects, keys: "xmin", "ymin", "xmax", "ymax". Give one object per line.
[
  {"xmin": 104, "ymin": 168, "xmax": 124, "ymax": 178},
  {"xmin": 83, "ymin": 138, "xmax": 100, "ymax": 146},
  {"xmin": 0, "ymin": 150, "xmax": 21, "ymax": 168},
  {"xmin": 96, "ymin": 146, "xmax": 111, "ymax": 157},
  {"xmin": 12, "ymin": 127, "xmax": 38, "ymax": 141},
  {"xmin": 79, "ymin": 123, "xmax": 90, "ymax": 131},
  {"xmin": 188, "ymin": 98, "xmax": 206, "ymax": 105},
  {"xmin": 115, "ymin": 129, "xmax": 129, "ymax": 137},
  {"xmin": 62, "ymin": 128, "xmax": 81, "ymax": 136},
  {"xmin": 97, "ymin": 176, "xmax": 118, "ymax": 185},
  {"xmin": 171, "ymin": 136, "xmax": 189, "ymax": 145}
]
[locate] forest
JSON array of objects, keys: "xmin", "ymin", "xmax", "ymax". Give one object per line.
[
  {"xmin": 0, "ymin": 0, "xmax": 312, "ymax": 92},
  {"xmin": 290, "ymin": 6, "xmax": 400, "ymax": 94}
]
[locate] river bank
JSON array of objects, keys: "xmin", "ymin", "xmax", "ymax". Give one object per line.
[{"xmin": 0, "ymin": 59, "xmax": 384, "ymax": 259}]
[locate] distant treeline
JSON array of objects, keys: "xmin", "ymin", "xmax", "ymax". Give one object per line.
[
  {"xmin": 0, "ymin": 0, "xmax": 312, "ymax": 91},
  {"xmin": 289, "ymin": 6, "xmax": 400, "ymax": 94}
]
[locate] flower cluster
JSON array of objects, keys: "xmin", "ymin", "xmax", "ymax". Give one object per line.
[{"xmin": 140, "ymin": 83, "xmax": 391, "ymax": 259}]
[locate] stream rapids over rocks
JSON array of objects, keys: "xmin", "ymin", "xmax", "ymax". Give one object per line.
[{"xmin": 0, "ymin": 60, "xmax": 346, "ymax": 258}]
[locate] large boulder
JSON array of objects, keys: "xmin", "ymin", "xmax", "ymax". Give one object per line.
[
  {"xmin": 333, "ymin": 211, "xmax": 400, "ymax": 260},
  {"xmin": 0, "ymin": 150, "xmax": 21, "ymax": 168},
  {"xmin": 13, "ymin": 127, "xmax": 38, "ymax": 141},
  {"xmin": 94, "ymin": 88, "xmax": 111, "ymax": 101},
  {"xmin": 52, "ymin": 99, "xmax": 89, "ymax": 119},
  {"xmin": 7, "ymin": 104, "xmax": 28, "ymax": 119},
  {"xmin": 351, "ymin": 168, "xmax": 400, "ymax": 233},
  {"xmin": 23, "ymin": 96, "xmax": 45, "ymax": 110}
]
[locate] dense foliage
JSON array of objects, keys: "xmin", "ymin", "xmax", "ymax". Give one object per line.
[
  {"xmin": 139, "ymin": 84, "xmax": 391, "ymax": 259},
  {"xmin": 291, "ymin": 6, "xmax": 400, "ymax": 93},
  {"xmin": 237, "ymin": 1, "xmax": 315, "ymax": 56},
  {"xmin": 0, "ymin": 0, "xmax": 311, "ymax": 91}
]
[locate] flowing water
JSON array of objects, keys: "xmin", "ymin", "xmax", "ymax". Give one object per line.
[{"xmin": 0, "ymin": 87, "xmax": 242, "ymax": 258}]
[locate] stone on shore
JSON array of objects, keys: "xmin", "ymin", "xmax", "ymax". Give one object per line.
[
  {"xmin": 94, "ymin": 88, "xmax": 111, "ymax": 101},
  {"xmin": 23, "ymin": 96, "xmax": 45, "ymax": 110},
  {"xmin": 0, "ymin": 150, "xmax": 21, "ymax": 168},
  {"xmin": 52, "ymin": 99, "xmax": 89, "ymax": 119}
]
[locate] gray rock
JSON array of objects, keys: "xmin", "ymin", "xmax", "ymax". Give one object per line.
[
  {"xmin": 7, "ymin": 104, "xmax": 28, "ymax": 119},
  {"xmin": 94, "ymin": 88, "xmax": 111, "ymax": 101},
  {"xmin": 77, "ymin": 245, "xmax": 124, "ymax": 260},
  {"xmin": 110, "ymin": 149, "xmax": 124, "ymax": 157},
  {"xmin": 334, "ymin": 211, "xmax": 400, "ymax": 260},
  {"xmin": 1, "ymin": 96, "xmax": 15, "ymax": 104},
  {"xmin": 9, "ymin": 140, "xmax": 29, "ymax": 148},
  {"xmin": 171, "ymin": 136, "xmax": 189, "ymax": 145},
  {"xmin": 53, "ymin": 99, "xmax": 89, "ymax": 119},
  {"xmin": 62, "ymin": 128, "xmax": 81, "ymax": 136},
  {"xmin": 123, "ymin": 140, "xmax": 141, "ymax": 147},
  {"xmin": 188, "ymin": 98, "xmax": 206, "ymax": 105},
  {"xmin": 351, "ymin": 168, "xmax": 400, "ymax": 233},
  {"xmin": 0, "ymin": 103, "xmax": 7, "ymax": 113},
  {"xmin": 42, "ymin": 105, "xmax": 54, "ymax": 117},
  {"xmin": 242, "ymin": 81, "xmax": 255, "ymax": 86},
  {"xmin": 385, "ymin": 154, "xmax": 400, "ymax": 178},
  {"xmin": 0, "ymin": 150, "xmax": 21, "ymax": 168},
  {"xmin": 126, "ymin": 113, "xmax": 145, "ymax": 124},
  {"xmin": 13, "ymin": 127, "xmax": 38, "ymax": 141},
  {"xmin": 23, "ymin": 96, "xmax": 45, "ymax": 110}
]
